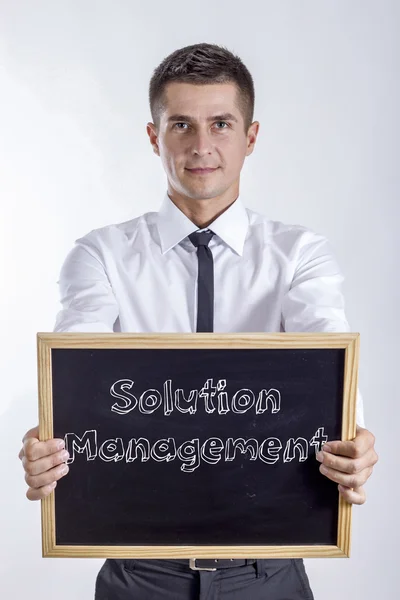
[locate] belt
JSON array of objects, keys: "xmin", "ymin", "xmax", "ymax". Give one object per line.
[{"xmin": 187, "ymin": 558, "xmax": 257, "ymax": 571}]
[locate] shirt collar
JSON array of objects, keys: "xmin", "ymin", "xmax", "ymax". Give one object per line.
[{"xmin": 157, "ymin": 191, "xmax": 249, "ymax": 256}]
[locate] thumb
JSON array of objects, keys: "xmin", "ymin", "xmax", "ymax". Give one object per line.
[{"xmin": 22, "ymin": 425, "xmax": 39, "ymax": 444}]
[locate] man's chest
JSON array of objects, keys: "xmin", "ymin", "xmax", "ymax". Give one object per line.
[{"xmin": 104, "ymin": 243, "xmax": 292, "ymax": 333}]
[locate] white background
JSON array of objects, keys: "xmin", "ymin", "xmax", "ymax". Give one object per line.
[{"xmin": 0, "ymin": 1, "xmax": 398, "ymax": 598}]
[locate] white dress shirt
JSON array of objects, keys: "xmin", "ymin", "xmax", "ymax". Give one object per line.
[{"xmin": 54, "ymin": 190, "xmax": 365, "ymax": 427}]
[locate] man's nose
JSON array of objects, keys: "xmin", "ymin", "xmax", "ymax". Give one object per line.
[{"xmin": 191, "ymin": 130, "xmax": 214, "ymax": 156}]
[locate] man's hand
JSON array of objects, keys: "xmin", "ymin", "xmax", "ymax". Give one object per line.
[
  {"xmin": 18, "ymin": 425, "xmax": 70, "ymax": 500},
  {"xmin": 316, "ymin": 425, "xmax": 378, "ymax": 505}
]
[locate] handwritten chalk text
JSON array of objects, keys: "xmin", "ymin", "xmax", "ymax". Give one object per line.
[
  {"xmin": 110, "ymin": 378, "xmax": 281, "ymax": 416},
  {"xmin": 64, "ymin": 427, "xmax": 328, "ymax": 473}
]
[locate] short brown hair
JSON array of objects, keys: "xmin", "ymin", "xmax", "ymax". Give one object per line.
[{"xmin": 149, "ymin": 43, "xmax": 255, "ymax": 134}]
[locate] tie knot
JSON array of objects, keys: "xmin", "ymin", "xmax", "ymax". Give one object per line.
[{"xmin": 188, "ymin": 229, "xmax": 214, "ymax": 248}]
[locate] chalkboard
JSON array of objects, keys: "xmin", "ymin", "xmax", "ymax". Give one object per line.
[{"xmin": 37, "ymin": 332, "xmax": 359, "ymax": 559}]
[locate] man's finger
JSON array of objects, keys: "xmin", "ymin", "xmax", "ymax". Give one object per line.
[
  {"xmin": 322, "ymin": 440, "xmax": 360, "ymax": 459},
  {"xmin": 26, "ymin": 481, "xmax": 57, "ymax": 501},
  {"xmin": 317, "ymin": 447, "xmax": 378, "ymax": 474},
  {"xmin": 23, "ymin": 437, "xmax": 65, "ymax": 462},
  {"xmin": 22, "ymin": 426, "xmax": 39, "ymax": 444},
  {"xmin": 319, "ymin": 463, "xmax": 373, "ymax": 488},
  {"xmin": 338, "ymin": 485, "xmax": 366, "ymax": 505},
  {"xmin": 323, "ymin": 428, "xmax": 375, "ymax": 459}
]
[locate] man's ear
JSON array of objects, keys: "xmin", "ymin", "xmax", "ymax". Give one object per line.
[
  {"xmin": 245, "ymin": 121, "xmax": 260, "ymax": 156},
  {"xmin": 147, "ymin": 123, "xmax": 160, "ymax": 156}
]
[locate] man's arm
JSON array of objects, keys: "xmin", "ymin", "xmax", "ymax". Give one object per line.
[
  {"xmin": 280, "ymin": 229, "xmax": 378, "ymax": 504},
  {"xmin": 19, "ymin": 233, "xmax": 119, "ymax": 500},
  {"xmin": 281, "ymin": 229, "xmax": 365, "ymax": 427},
  {"xmin": 53, "ymin": 234, "xmax": 119, "ymax": 333}
]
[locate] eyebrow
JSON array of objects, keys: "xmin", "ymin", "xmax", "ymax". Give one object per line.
[{"xmin": 167, "ymin": 112, "xmax": 238, "ymax": 124}]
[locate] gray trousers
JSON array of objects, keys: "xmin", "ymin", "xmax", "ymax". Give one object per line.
[{"xmin": 94, "ymin": 558, "xmax": 314, "ymax": 599}]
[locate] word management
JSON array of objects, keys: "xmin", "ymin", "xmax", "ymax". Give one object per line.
[{"xmin": 63, "ymin": 378, "xmax": 329, "ymax": 473}]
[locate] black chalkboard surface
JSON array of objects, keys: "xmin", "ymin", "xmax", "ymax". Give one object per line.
[{"xmin": 37, "ymin": 332, "xmax": 359, "ymax": 559}]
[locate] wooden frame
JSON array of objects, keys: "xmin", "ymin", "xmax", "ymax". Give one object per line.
[{"xmin": 37, "ymin": 331, "xmax": 359, "ymax": 559}]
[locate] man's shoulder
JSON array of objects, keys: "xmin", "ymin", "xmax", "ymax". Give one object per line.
[
  {"xmin": 74, "ymin": 209, "xmax": 158, "ymax": 249},
  {"xmin": 245, "ymin": 206, "xmax": 327, "ymax": 247}
]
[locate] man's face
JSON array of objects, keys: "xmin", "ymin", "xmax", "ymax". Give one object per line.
[{"xmin": 147, "ymin": 82, "xmax": 259, "ymax": 202}]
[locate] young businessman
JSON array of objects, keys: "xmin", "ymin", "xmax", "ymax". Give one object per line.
[{"xmin": 19, "ymin": 43, "xmax": 378, "ymax": 599}]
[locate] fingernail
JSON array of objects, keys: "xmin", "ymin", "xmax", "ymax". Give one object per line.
[
  {"xmin": 316, "ymin": 452, "xmax": 323, "ymax": 462},
  {"xmin": 61, "ymin": 450, "xmax": 69, "ymax": 461},
  {"xmin": 323, "ymin": 444, "xmax": 331, "ymax": 453},
  {"xmin": 60, "ymin": 465, "xmax": 69, "ymax": 475},
  {"xmin": 57, "ymin": 440, "xmax": 65, "ymax": 450}
]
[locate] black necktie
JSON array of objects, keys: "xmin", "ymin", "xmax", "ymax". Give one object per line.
[{"xmin": 188, "ymin": 229, "xmax": 215, "ymax": 332}]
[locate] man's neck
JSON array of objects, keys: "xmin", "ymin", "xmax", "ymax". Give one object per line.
[{"xmin": 167, "ymin": 190, "xmax": 239, "ymax": 229}]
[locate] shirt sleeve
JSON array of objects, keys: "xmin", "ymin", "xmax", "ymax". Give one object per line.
[
  {"xmin": 281, "ymin": 229, "xmax": 365, "ymax": 428},
  {"xmin": 53, "ymin": 233, "xmax": 119, "ymax": 333}
]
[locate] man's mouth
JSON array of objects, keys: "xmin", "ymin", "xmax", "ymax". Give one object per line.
[{"xmin": 186, "ymin": 167, "xmax": 219, "ymax": 174}]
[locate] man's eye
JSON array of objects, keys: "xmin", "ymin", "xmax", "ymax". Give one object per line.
[{"xmin": 173, "ymin": 122, "xmax": 228, "ymax": 130}]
